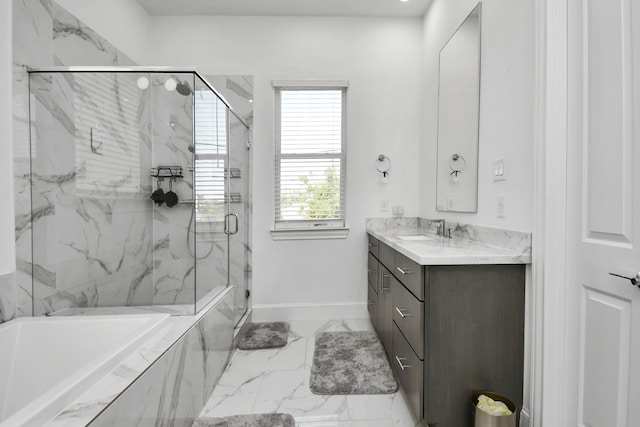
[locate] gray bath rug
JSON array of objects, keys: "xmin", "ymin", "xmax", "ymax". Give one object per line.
[
  {"xmin": 238, "ymin": 322, "xmax": 289, "ymax": 350},
  {"xmin": 192, "ymin": 413, "xmax": 295, "ymax": 427},
  {"xmin": 310, "ymin": 331, "xmax": 398, "ymax": 395}
]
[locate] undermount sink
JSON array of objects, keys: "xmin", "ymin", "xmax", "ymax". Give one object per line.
[{"xmin": 395, "ymin": 234, "xmax": 435, "ymax": 241}]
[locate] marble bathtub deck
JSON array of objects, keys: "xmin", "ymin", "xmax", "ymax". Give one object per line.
[{"xmin": 198, "ymin": 318, "xmax": 421, "ymax": 427}]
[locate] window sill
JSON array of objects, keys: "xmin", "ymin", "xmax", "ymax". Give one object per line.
[{"xmin": 270, "ymin": 227, "xmax": 350, "ymax": 241}]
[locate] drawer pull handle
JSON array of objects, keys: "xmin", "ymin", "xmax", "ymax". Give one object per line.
[
  {"xmin": 396, "ymin": 266, "xmax": 412, "ymax": 275},
  {"xmin": 367, "ymin": 269, "xmax": 375, "ymax": 274},
  {"xmin": 381, "ymin": 272, "xmax": 390, "ymax": 292},
  {"xmin": 395, "ymin": 307, "xmax": 412, "ymax": 318},
  {"xmin": 368, "ymin": 242, "xmax": 374, "ymax": 247},
  {"xmin": 368, "ymin": 300, "xmax": 376, "ymax": 306},
  {"xmin": 395, "ymin": 356, "xmax": 411, "ymax": 370}
]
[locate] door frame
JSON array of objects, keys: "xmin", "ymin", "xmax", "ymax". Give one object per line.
[{"xmin": 532, "ymin": 0, "xmax": 570, "ymax": 426}]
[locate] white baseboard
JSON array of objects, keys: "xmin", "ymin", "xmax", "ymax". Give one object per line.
[{"xmin": 251, "ymin": 302, "xmax": 368, "ymax": 322}]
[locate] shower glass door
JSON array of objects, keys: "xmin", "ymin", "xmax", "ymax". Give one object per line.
[
  {"xmin": 193, "ymin": 76, "xmax": 229, "ymax": 313},
  {"xmin": 228, "ymin": 114, "xmax": 250, "ymax": 326}
]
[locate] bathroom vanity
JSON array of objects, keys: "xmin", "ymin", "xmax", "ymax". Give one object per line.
[{"xmin": 367, "ymin": 221, "xmax": 530, "ymax": 427}]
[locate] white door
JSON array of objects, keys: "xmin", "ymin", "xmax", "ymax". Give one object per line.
[{"xmin": 564, "ymin": 0, "xmax": 640, "ymax": 425}]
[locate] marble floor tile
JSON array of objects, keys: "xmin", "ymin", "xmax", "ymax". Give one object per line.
[
  {"xmin": 199, "ymin": 318, "xmax": 416, "ymax": 426},
  {"xmin": 225, "ymin": 337, "xmax": 308, "ymax": 373}
]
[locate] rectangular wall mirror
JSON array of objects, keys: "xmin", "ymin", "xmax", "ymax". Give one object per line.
[{"xmin": 436, "ymin": 3, "xmax": 481, "ymax": 213}]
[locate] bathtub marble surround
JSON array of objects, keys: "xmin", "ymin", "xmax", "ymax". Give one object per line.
[
  {"xmin": 366, "ymin": 217, "xmax": 532, "ymax": 265},
  {"xmin": 43, "ymin": 287, "xmax": 234, "ymax": 427},
  {"xmin": 199, "ymin": 318, "xmax": 421, "ymax": 427}
]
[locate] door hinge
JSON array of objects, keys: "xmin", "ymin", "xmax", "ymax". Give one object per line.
[{"xmin": 246, "ymin": 290, "xmax": 251, "ymax": 299}]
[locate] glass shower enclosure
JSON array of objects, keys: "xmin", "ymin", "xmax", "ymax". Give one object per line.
[{"xmin": 27, "ymin": 67, "xmax": 250, "ymax": 319}]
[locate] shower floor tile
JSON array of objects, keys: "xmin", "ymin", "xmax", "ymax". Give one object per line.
[{"xmin": 198, "ymin": 318, "xmax": 421, "ymax": 427}]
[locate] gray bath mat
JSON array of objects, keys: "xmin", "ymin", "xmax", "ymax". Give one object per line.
[
  {"xmin": 310, "ymin": 331, "xmax": 398, "ymax": 395},
  {"xmin": 238, "ymin": 322, "xmax": 289, "ymax": 350},
  {"xmin": 193, "ymin": 413, "xmax": 295, "ymax": 427}
]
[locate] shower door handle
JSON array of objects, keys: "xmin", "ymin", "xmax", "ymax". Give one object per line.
[{"xmin": 224, "ymin": 214, "xmax": 239, "ymax": 235}]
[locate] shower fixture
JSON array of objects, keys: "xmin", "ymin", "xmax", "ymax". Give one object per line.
[{"xmin": 176, "ymin": 80, "xmax": 192, "ymax": 96}]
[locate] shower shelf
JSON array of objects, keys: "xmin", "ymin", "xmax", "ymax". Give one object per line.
[
  {"xmin": 151, "ymin": 166, "xmax": 183, "ymax": 179},
  {"xmin": 186, "ymin": 167, "xmax": 241, "ymax": 178},
  {"xmin": 178, "ymin": 193, "xmax": 242, "ymax": 205},
  {"xmin": 226, "ymin": 168, "xmax": 241, "ymax": 178},
  {"xmin": 226, "ymin": 193, "xmax": 242, "ymax": 203}
]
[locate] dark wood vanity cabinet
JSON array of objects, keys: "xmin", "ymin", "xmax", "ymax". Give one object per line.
[{"xmin": 367, "ymin": 234, "xmax": 525, "ymax": 427}]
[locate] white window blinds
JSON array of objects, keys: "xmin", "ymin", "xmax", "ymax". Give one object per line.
[
  {"xmin": 194, "ymin": 90, "xmax": 227, "ymax": 222},
  {"xmin": 274, "ymin": 85, "xmax": 346, "ymax": 229}
]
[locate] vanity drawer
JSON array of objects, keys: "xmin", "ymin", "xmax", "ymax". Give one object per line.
[
  {"xmin": 394, "ymin": 251, "xmax": 424, "ymax": 301},
  {"xmin": 368, "ymin": 234, "xmax": 379, "ymax": 258},
  {"xmin": 392, "ymin": 323, "xmax": 423, "ymax": 419},
  {"xmin": 367, "ymin": 283, "xmax": 378, "ymax": 329},
  {"xmin": 368, "ymin": 253, "xmax": 379, "ymax": 291},
  {"xmin": 379, "ymin": 241, "xmax": 395, "ymax": 270},
  {"xmin": 392, "ymin": 279, "xmax": 424, "ymax": 359}
]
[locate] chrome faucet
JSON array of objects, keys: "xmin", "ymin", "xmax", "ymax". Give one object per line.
[{"xmin": 434, "ymin": 219, "xmax": 446, "ymax": 236}]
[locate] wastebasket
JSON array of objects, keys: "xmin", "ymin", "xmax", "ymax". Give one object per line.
[{"xmin": 471, "ymin": 391, "xmax": 516, "ymax": 427}]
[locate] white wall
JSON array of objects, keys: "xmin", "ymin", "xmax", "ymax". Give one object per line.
[
  {"xmin": 54, "ymin": 0, "xmax": 151, "ymax": 64},
  {"xmin": 420, "ymin": 0, "xmax": 534, "ymax": 231},
  {"xmin": 148, "ymin": 16, "xmax": 424, "ymax": 317},
  {"xmin": 0, "ymin": 0, "xmax": 15, "ymax": 274}
]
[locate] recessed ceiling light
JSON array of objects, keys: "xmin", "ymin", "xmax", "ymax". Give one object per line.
[
  {"xmin": 400, "ymin": 0, "xmax": 410, "ymax": 2},
  {"xmin": 136, "ymin": 76, "xmax": 149, "ymax": 90},
  {"xmin": 164, "ymin": 78, "xmax": 177, "ymax": 92}
]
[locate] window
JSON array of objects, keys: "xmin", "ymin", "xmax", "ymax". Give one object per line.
[
  {"xmin": 273, "ymin": 83, "xmax": 347, "ymax": 237},
  {"xmin": 194, "ymin": 90, "xmax": 227, "ymax": 223}
]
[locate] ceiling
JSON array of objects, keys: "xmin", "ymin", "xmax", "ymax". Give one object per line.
[{"xmin": 135, "ymin": 0, "xmax": 432, "ymax": 18}]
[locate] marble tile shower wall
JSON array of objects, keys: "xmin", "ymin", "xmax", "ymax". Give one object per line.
[
  {"xmin": 28, "ymin": 71, "xmax": 155, "ymax": 315},
  {"xmin": 8, "ymin": 1, "xmax": 255, "ymax": 321},
  {"xmin": 12, "ymin": 0, "xmax": 141, "ymax": 319}
]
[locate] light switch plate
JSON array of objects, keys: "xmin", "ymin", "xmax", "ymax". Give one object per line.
[{"xmin": 493, "ymin": 158, "xmax": 506, "ymax": 181}]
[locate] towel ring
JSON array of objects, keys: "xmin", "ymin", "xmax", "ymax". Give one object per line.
[
  {"xmin": 376, "ymin": 155, "xmax": 391, "ymax": 178},
  {"xmin": 449, "ymin": 154, "xmax": 466, "ymax": 177}
]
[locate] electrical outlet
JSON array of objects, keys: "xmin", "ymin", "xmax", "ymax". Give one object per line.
[
  {"xmin": 493, "ymin": 158, "xmax": 506, "ymax": 181},
  {"xmin": 497, "ymin": 195, "xmax": 505, "ymax": 218},
  {"xmin": 380, "ymin": 200, "xmax": 389, "ymax": 212},
  {"xmin": 392, "ymin": 206, "xmax": 404, "ymax": 216}
]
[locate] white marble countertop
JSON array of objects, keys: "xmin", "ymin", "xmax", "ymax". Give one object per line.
[{"xmin": 368, "ymin": 228, "xmax": 532, "ymax": 265}]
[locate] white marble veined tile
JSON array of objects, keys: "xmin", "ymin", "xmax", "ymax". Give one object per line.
[
  {"xmin": 0, "ymin": 273, "xmax": 16, "ymax": 322},
  {"xmin": 199, "ymin": 316, "xmax": 419, "ymax": 426},
  {"xmin": 289, "ymin": 318, "xmax": 375, "ymax": 339},
  {"xmin": 226, "ymin": 337, "xmax": 309, "ymax": 373},
  {"xmin": 298, "ymin": 421, "xmax": 407, "ymax": 427},
  {"xmin": 200, "ymin": 370, "xmax": 265, "ymax": 420},
  {"xmin": 346, "ymin": 392, "xmax": 418, "ymax": 425},
  {"xmin": 252, "ymin": 369, "xmax": 350, "ymax": 422}
]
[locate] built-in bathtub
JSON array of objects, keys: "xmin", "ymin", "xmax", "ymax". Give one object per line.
[{"xmin": 0, "ymin": 314, "xmax": 170, "ymax": 426}]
